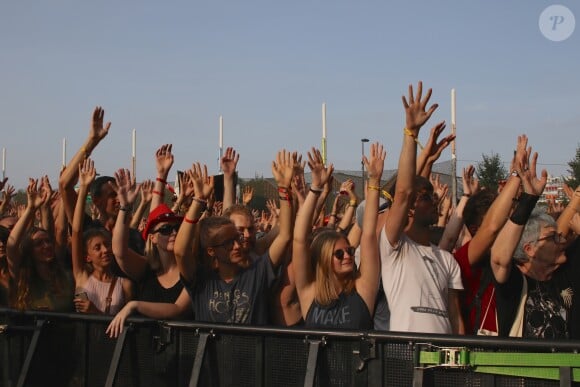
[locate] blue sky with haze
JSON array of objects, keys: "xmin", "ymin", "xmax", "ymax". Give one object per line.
[{"xmin": 1, "ymin": 1, "xmax": 578, "ymax": 189}]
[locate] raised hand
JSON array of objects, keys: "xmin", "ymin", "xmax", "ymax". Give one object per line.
[
  {"xmin": 78, "ymin": 158, "xmax": 96, "ymax": 188},
  {"xmin": 516, "ymin": 144, "xmax": 547, "ymax": 196},
  {"xmin": 155, "ymin": 144, "xmax": 174, "ymax": 177},
  {"xmin": 424, "ymin": 121, "xmax": 455, "ymax": 163},
  {"xmin": 39, "ymin": 175, "xmax": 54, "ymax": 203},
  {"xmin": 363, "ymin": 142, "xmax": 386, "ymax": 182},
  {"xmin": 112, "ymin": 169, "xmax": 139, "ymax": 207},
  {"xmin": 430, "ymin": 174, "xmax": 449, "ymax": 206},
  {"xmin": 462, "ymin": 165, "xmax": 479, "ymax": 197},
  {"xmin": 26, "ymin": 178, "xmax": 49, "ymax": 209},
  {"xmin": 271, "ymin": 149, "xmax": 295, "ymax": 188},
  {"xmin": 242, "ymin": 186, "xmax": 254, "ymax": 206},
  {"xmin": 187, "ymin": 163, "xmax": 214, "ymax": 200},
  {"xmin": 0, "ymin": 177, "xmax": 7, "ymax": 192},
  {"xmin": 139, "ymin": 179, "xmax": 154, "ymax": 203},
  {"xmin": 402, "ymin": 81, "xmax": 438, "ymax": 134},
  {"xmin": 307, "ymin": 148, "xmax": 333, "ymax": 189},
  {"xmin": 221, "ymin": 147, "xmax": 239, "ymax": 178},
  {"xmin": 90, "ymin": 106, "xmax": 111, "ymax": 142}
]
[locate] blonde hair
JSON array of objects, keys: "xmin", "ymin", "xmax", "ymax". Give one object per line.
[{"xmin": 310, "ymin": 231, "xmax": 358, "ymax": 306}]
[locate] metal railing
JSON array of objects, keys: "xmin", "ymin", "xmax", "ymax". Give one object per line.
[{"xmin": 1, "ymin": 308, "xmax": 579, "ymax": 387}]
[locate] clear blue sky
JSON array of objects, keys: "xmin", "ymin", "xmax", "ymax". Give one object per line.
[{"xmin": 1, "ymin": 1, "xmax": 578, "ymax": 190}]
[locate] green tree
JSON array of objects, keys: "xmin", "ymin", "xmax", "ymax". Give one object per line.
[
  {"xmin": 564, "ymin": 143, "xmax": 580, "ymax": 189},
  {"xmin": 476, "ymin": 152, "xmax": 508, "ymax": 192}
]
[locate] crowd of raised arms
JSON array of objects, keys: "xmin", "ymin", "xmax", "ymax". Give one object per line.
[{"xmin": 1, "ymin": 81, "xmax": 579, "ymax": 340}]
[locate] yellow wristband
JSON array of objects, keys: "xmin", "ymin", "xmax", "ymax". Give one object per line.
[
  {"xmin": 403, "ymin": 128, "xmax": 424, "ymax": 150},
  {"xmin": 367, "ymin": 185, "xmax": 380, "ymax": 192}
]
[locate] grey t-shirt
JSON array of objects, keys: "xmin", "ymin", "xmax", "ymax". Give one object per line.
[{"xmin": 184, "ymin": 252, "xmax": 276, "ymax": 325}]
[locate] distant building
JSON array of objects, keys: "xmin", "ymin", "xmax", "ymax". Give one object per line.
[{"xmin": 540, "ymin": 175, "xmax": 567, "ymax": 203}]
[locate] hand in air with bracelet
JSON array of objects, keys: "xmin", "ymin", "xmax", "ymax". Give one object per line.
[
  {"xmin": 307, "ymin": 147, "xmax": 334, "ymax": 192},
  {"xmin": 111, "ymin": 169, "xmax": 139, "ymax": 211}
]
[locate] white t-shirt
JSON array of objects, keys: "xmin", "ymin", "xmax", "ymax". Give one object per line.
[{"xmin": 380, "ymin": 231, "xmax": 463, "ymax": 334}]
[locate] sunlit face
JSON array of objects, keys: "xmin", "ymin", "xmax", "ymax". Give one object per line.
[
  {"xmin": 229, "ymin": 213, "xmax": 256, "ymax": 255},
  {"xmin": 412, "ymin": 189, "xmax": 439, "ymax": 226},
  {"xmin": 86, "ymin": 234, "xmax": 113, "ymax": 269},
  {"xmin": 31, "ymin": 230, "xmax": 55, "ymax": 263},
  {"xmin": 150, "ymin": 221, "xmax": 180, "ymax": 252},
  {"xmin": 330, "ymin": 238, "xmax": 355, "ymax": 277},
  {"xmin": 208, "ymin": 224, "xmax": 244, "ymax": 267},
  {"xmin": 94, "ymin": 184, "xmax": 119, "ymax": 219},
  {"xmin": 527, "ymin": 226, "xmax": 567, "ymax": 271}
]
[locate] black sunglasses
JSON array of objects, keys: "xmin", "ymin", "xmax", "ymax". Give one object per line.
[
  {"xmin": 212, "ymin": 234, "xmax": 242, "ymax": 249},
  {"xmin": 153, "ymin": 223, "xmax": 181, "ymax": 236},
  {"xmin": 333, "ymin": 246, "xmax": 356, "ymax": 260}
]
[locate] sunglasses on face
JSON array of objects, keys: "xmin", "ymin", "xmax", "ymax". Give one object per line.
[
  {"xmin": 32, "ymin": 238, "xmax": 53, "ymax": 247},
  {"xmin": 212, "ymin": 235, "xmax": 242, "ymax": 249},
  {"xmin": 153, "ymin": 223, "xmax": 181, "ymax": 236},
  {"xmin": 536, "ymin": 233, "xmax": 567, "ymax": 244},
  {"xmin": 333, "ymin": 246, "xmax": 356, "ymax": 260}
]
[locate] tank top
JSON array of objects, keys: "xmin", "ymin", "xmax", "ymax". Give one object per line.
[
  {"xmin": 81, "ymin": 275, "xmax": 126, "ymax": 315},
  {"xmin": 305, "ymin": 290, "xmax": 373, "ymax": 330}
]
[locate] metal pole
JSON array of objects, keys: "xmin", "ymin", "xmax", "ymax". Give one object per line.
[{"xmin": 361, "ymin": 138, "xmax": 369, "ymax": 187}]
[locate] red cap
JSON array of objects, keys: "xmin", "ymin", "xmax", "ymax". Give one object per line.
[{"xmin": 141, "ymin": 204, "xmax": 183, "ymax": 240}]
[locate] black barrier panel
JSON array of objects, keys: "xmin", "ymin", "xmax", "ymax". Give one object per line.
[{"xmin": 3, "ymin": 310, "xmax": 580, "ymax": 387}]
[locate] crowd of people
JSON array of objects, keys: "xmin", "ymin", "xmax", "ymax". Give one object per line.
[{"xmin": 1, "ymin": 81, "xmax": 579, "ymax": 340}]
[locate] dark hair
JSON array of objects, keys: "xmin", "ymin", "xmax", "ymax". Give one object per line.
[
  {"xmin": 0, "ymin": 226, "xmax": 9, "ymax": 245},
  {"xmin": 90, "ymin": 176, "xmax": 115, "ymax": 199},
  {"xmin": 387, "ymin": 175, "xmax": 433, "ymax": 204},
  {"xmin": 463, "ymin": 190, "xmax": 497, "ymax": 235},
  {"xmin": 199, "ymin": 216, "xmax": 234, "ymax": 250}
]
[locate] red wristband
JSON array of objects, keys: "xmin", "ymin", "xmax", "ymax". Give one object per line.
[
  {"xmin": 152, "ymin": 190, "xmax": 163, "ymax": 196},
  {"xmin": 184, "ymin": 217, "xmax": 199, "ymax": 224},
  {"xmin": 156, "ymin": 177, "xmax": 167, "ymax": 184}
]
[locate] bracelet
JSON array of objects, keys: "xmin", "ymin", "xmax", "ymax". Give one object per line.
[
  {"xmin": 278, "ymin": 186, "xmax": 290, "ymax": 192},
  {"xmin": 330, "ymin": 213, "xmax": 337, "ymax": 217},
  {"xmin": 192, "ymin": 197, "xmax": 207, "ymax": 204},
  {"xmin": 183, "ymin": 217, "xmax": 199, "ymax": 224},
  {"xmin": 367, "ymin": 185, "xmax": 380, "ymax": 192},
  {"xmin": 510, "ymin": 170, "xmax": 520, "ymax": 178},
  {"xmin": 310, "ymin": 187, "xmax": 323, "ymax": 195},
  {"xmin": 349, "ymin": 199, "xmax": 357, "ymax": 207},
  {"xmin": 278, "ymin": 194, "xmax": 292, "ymax": 202},
  {"xmin": 403, "ymin": 127, "xmax": 424, "ymax": 150},
  {"xmin": 156, "ymin": 177, "xmax": 167, "ymax": 184},
  {"xmin": 462, "ymin": 193, "xmax": 471, "ymax": 197},
  {"xmin": 118, "ymin": 205, "xmax": 132, "ymax": 212},
  {"xmin": 152, "ymin": 190, "xmax": 163, "ymax": 196},
  {"xmin": 381, "ymin": 190, "xmax": 394, "ymax": 203}
]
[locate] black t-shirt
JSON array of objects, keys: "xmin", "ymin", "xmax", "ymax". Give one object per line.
[
  {"xmin": 183, "ymin": 252, "xmax": 276, "ymax": 325},
  {"xmin": 495, "ymin": 255, "xmax": 578, "ymax": 338}
]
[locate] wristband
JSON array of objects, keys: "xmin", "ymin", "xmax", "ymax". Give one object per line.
[
  {"xmin": 192, "ymin": 197, "xmax": 208, "ymax": 211},
  {"xmin": 310, "ymin": 187, "xmax": 323, "ymax": 195},
  {"xmin": 462, "ymin": 193, "xmax": 471, "ymax": 197},
  {"xmin": 509, "ymin": 192, "xmax": 539, "ymax": 225},
  {"xmin": 184, "ymin": 217, "xmax": 199, "ymax": 224},
  {"xmin": 118, "ymin": 205, "xmax": 132, "ymax": 212},
  {"xmin": 367, "ymin": 185, "xmax": 380, "ymax": 192},
  {"xmin": 403, "ymin": 127, "xmax": 424, "ymax": 150},
  {"xmin": 349, "ymin": 199, "xmax": 358, "ymax": 207},
  {"xmin": 156, "ymin": 177, "xmax": 167, "ymax": 184},
  {"xmin": 330, "ymin": 213, "xmax": 337, "ymax": 217},
  {"xmin": 152, "ymin": 190, "xmax": 163, "ymax": 196}
]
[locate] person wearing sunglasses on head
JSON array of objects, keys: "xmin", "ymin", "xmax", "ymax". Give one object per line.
[{"xmin": 293, "ymin": 144, "xmax": 385, "ymax": 329}]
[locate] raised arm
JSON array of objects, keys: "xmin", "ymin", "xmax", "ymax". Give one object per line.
[
  {"xmin": 491, "ymin": 145, "xmax": 547, "ymax": 283},
  {"xmin": 292, "ymin": 148, "xmax": 333, "ymax": 316},
  {"xmin": 221, "ymin": 147, "xmax": 239, "ymax": 211},
  {"xmin": 39, "ymin": 175, "xmax": 55, "ymax": 236},
  {"xmin": 384, "ymin": 81, "xmax": 438, "ymax": 245},
  {"xmin": 59, "ymin": 107, "xmax": 111, "ymax": 223},
  {"xmin": 151, "ymin": 144, "xmax": 174, "ymax": 210},
  {"xmin": 337, "ymin": 180, "xmax": 358, "ymax": 232},
  {"xmin": 268, "ymin": 150, "xmax": 296, "ymax": 268},
  {"xmin": 557, "ymin": 185, "xmax": 580, "ymax": 239},
  {"xmin": 130, "ymin": 179, "xmax": 152, "ymax": 229},
  {"xmin": 71, "ymin": 158, "xmax": 96, "ymax": 282},
  {"xmin": 6, "ymin": 179, "xmax": 49, "ymax": 278},
  {"xmin": 111, "ymin": 169, "xmax": 146, "ymax": 280},
  {"xmin": 417, "ymin": 121, "xmax": 455, "ymax": 178},
  {"xmin": 357, "ymin": 142, "xmax": 386, "ymax": 313},
  {"xmin": 174, "ymin": 163, "xmax": 214, "ymax": 282},
  {"xmin": 0, "ymin": 181, "xmax": 15, "ymax": 216},
  {"xmin": 466, "ymin": 135, "xmax": 529, "ymax": 266},
  {"xmin": 438, "ymin": 165, "xmax": 479, "ymax": 251}
]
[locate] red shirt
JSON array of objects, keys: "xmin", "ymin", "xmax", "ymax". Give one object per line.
[{"xmin": 454, "ymin": 241, "xmax": 497, "ymax": 334}]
